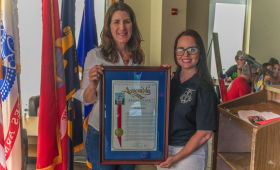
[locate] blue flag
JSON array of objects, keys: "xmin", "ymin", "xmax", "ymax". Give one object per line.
[
  {"xmin": 77, "ymin": 0, "xmax": 98, "ymax": 131},
  {"xmin": 77, "ymin": 0, "xmax": 98, "ymax": 168},
  {"xmin": 61, "ymin": 0, "xmax": 84, "ymax": 169}
]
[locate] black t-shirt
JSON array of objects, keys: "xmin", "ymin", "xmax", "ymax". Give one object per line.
[
  {"xmin": 225, "ymin": 64, "xmax": 238, "ymax": 80},
  {"xmin": 168, "ymin": 69, "xmax": 218, "ymax": 146}
]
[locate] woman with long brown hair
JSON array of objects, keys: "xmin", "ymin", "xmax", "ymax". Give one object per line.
[
  {"xmin": 74, "ymin": 2, "xmax": 144, "ymax": 170},
  {"xmin": 157, "ymin": 30, "xmax": 218, "ymax": 170}
]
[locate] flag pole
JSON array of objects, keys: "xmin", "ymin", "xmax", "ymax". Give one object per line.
[
  {"xmin": 12, "ymin": 0, "xmax": 27, "ymax": 168},
  {"xmin": 61, "ymin": 1, "xmax": 84, "ymax": 169},
  {"xmin": 16, "ymin": 70, "xmax": 27, "ymax": 170},
  {"xmin": 67, "ymin": 98, "xmax": 74, "ymax": 169}
]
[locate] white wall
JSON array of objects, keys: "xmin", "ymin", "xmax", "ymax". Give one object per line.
[
  {"xmin": 125, "ymin": 0, "xmax": 151, "ymax": 66},
  {"xmin": 149, "ymin": 0, "xmax": 163, "ymax": 66},
  {"xmin": 18, "ymin": 0, "xmax": 104, "ymax": 115},
  {"xmin": 18, "ymin": 0, "xmax": 42, "ymax": 114},
  {"xmin": 208, "ymin": 0, "xmax": 247, "ymax": 79},
  {"xmin": 249, "ymin": 0, "xmax": 280, "ymax": 64},
  {"xmin": 161, "ymin": 0, "xmax": 187, "ymax": 71},
  {"xmin": 210, "ymin": 3, "xmax": 245, "ymax": 79},
  {"xmin": 125, "ymin": 0, "xmax": 187, "ymax": 70},
  {"xmin": 187, "ymin": 0, "xmax": 210, "ymax": 49}
]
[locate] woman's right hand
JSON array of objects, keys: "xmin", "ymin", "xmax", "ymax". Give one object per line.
[
  {"xmin": 88, "ymin": 64, "xmax": 104, "ymax": 88},
  {"xmin": 83, "ymin": 64, "xmax": 103, "ymax": 103}
]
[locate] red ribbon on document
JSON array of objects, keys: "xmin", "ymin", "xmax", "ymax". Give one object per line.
[{"xmin": 117, "ymin": 104, "xmax": 122, "ymax": 147}]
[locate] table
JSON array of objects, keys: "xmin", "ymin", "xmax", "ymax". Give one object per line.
[{"xmin": 22, "ymin": 116, "xmax": 38, "ymax": 157}]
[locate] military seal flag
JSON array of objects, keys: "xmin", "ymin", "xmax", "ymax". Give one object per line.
[
  {"xmin": 0, "ymin": 0, "xmax": 21, "ymax": 169},
  {"xmin": 36, "ymin": 0, "xmax": 68, "ymax": 169}
]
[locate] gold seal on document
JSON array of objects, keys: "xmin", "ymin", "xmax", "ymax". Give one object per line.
[{"xmin": 115, "ymin": 128, "xmax": 123, "ymax": 137}]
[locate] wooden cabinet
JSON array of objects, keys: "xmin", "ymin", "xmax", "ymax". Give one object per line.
[{"xmin": 214, "ymin": 85, "xmax": 280, "ymax": 170}]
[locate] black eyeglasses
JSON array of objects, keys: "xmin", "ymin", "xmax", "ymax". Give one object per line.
[{"xmin": 175, "ymin": 47, "xmax": 200, "ymax": 56}]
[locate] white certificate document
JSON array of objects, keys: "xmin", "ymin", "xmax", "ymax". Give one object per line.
[{"xmin": 111, "ymin": 80, "xmax": 158, "ymax": 151}]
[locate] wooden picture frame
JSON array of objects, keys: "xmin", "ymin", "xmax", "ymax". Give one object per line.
[{"xmin": 99, "ymin": 66, "xmax": 170, "ymax": 164}]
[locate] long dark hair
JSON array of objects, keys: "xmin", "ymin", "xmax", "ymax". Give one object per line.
[
  {"xmin": 173, "ymin": 29, "xmax": 212, "ymax": 88},
  {"xmin": 100, "ymin": 1, "xmax": 144, "ymax": 64},
  {"xmin": 268, "ymin": 58, "xmax": 279, "ymax": 65}
]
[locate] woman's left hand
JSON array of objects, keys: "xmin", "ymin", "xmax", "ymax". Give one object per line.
[
  {"xmin": 160, "ymin": 64, "xmax": 174, "ymax": 79},
  {"xmin": 156, "ymin": 156, "xmax": 177, "ymax": 169}
]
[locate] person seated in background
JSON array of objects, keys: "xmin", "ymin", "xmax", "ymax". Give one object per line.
[
  {"xmin": 268, "ymin": 58, "xmax": 280, "ymax": 85},
  {"xmin": 254, "ymin": 63, "xmax": 273, "ymax": 91},
  {"xmin": 226, "ymin": 64, "xmax": 258, "ymax": 101},
  {"xmin": 225, "ymin": 54, "xmax": 246, "ymax": 82}
]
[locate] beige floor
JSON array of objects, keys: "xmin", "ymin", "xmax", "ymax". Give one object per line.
[
  {"xmin": 27, "ymin": 158, "xmax": 89, "ymax": 170},
  {"xmin": 27, "ymin": 139, "xmax": 213, "ymax": 170},
  {"xmin": 135, "ymin": 164, "xmax": 157, "ymax": 170}
]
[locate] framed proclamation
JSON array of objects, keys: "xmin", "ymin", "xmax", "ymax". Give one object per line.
[{"xmin": 99, "ymin": 66, "xmax": 170, "ymax": 164}]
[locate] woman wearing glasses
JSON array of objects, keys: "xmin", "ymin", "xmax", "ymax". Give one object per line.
[{"xmin": 157, "ymin": 30, "xmax": 218, "ymax": 170}]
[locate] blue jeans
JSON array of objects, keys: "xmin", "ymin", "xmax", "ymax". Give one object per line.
[{"xmin": 86, "ymin": 125, "xmax": 135, "ymax": 170}]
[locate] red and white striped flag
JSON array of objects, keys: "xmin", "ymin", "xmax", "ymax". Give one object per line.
[{"xmin": 0, "ymin": 0, "xmax": 22, "ymax": 169}]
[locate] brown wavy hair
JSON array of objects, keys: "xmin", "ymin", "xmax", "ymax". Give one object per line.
[
  {"xmin": 100, "ymin": 1, "xmax": 144, "ymax": 64},
  {"xmin": 173, "ymin": 29, "xmax": 212, "ymax": 88}
]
